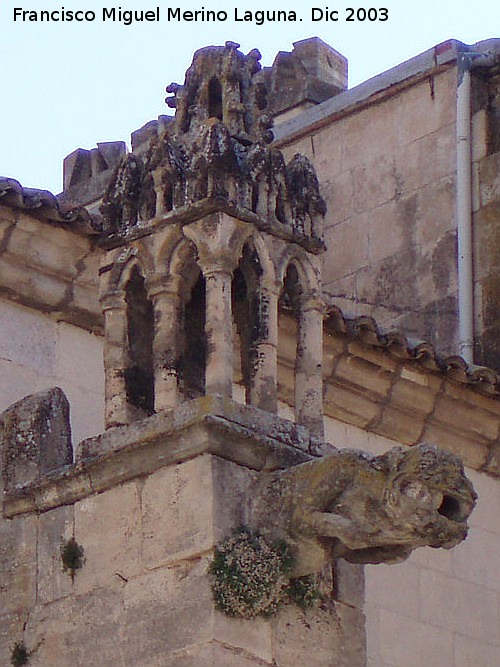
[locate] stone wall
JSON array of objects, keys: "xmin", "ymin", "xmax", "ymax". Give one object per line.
[
  {"xmin": 281, "ymin": 65, "xmax": 460, "ymax": 355},
  {"xmin": 0, "ymin": 298, "xmax": 104, "ymax": 444},
  {"xmin": 473, "ymin": 72, "xmax": 500, "ymax": 369},
  {"xmin": 325, "ymin": 416, "xmax": 500, "ymax": 667},
  {"xmin": 0, "ymin": 206, "xmax": 102, "ymax": 332}
]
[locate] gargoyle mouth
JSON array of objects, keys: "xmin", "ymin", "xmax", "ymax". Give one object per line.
[
  {"xmin": 437, "ymin": 495, "xmax": 462, "ymax": 521},
  {"xmin": 436, "ymin": 494, "xmax": 472, "ymax": 523}
]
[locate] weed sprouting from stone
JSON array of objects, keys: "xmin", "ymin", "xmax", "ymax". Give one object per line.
[
  {"xmin": 61, "ymin": 537, "xmax": 85, "ymax": 580},
  {"xmin": 11, "ymin": 641, "xmax": 29, "ymax": 666},
  {"xmin": 208, "ymin": 528, "xmax": 320, "ymax": 619},
  {"xmin": 286, "ymin": 575, "xmax": 322, "ymax": 609}
]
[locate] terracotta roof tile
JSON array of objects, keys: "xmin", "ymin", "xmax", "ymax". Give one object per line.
[
  {"xmin": 0, "ymin": 177, "xmax": 99, "ymax": 234},
  {"xmin": 324, "ymin": 306, "xmax": 500, "ymax": 398}
]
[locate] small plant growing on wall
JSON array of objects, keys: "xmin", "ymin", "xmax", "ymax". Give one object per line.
[
  {"xmin": 11, "ymin": 641, "xmax": 29, "ymax": 666},
  {"xmin": 208, "ymin": 528, "xmax": 320, "ymax": 619},
  {"xmin": 286, "ymin": 575, "xmax": 322, "ymax": 609},
  {"xmin": 61, "ymin": 537, "xmax": 85, "ymax": 581}
]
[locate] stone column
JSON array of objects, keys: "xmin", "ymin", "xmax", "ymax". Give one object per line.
[
  {"xmin": 295, "ymin": 293, "xmax": 324, "ymax": 437},
  {"xmin": 183, "ymin": 212, "xmax": 253, "ymax": 398},
  {"xmin": 203, "ymin": 267, "xmax": 234, "ymax": 396},
  {"xmin": 249, "ymin": 279, "xmax": 280, "ymax": 412},
  {"xmin": 152, "ymin": 169, "xmax": 166, "ymax": 216},
  {"xmin": 101, "ymin": 292, "xmax": 130, "ymax": 428},
  {"xmin": 149, "ymin": 275, "xmax": 181, "ymax": 411}
]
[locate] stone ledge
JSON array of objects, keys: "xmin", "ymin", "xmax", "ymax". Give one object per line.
[
  {"xmin": 97, "ymin": 196, "xmax": 326, "ymax": 254},
  {"xmin": 2, "ymin": 396, "xmax": 313, "ymax": 519}
]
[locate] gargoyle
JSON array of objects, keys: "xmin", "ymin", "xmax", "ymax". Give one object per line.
[{"xmin": 250, "ymin": 443, "xmax": 476, "ymax": 576}]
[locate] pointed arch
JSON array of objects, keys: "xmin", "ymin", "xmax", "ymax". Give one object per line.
[
  {"xmin": 164, "ymin": 237, "xmax": 207, "ymax": 399},
  {"xmin": 167, "ymin": 236, "xmax": 200, "ymax": 289},
  {"xmin": 232, "ymin": 244, "xmax": 263, "ymax": 403},
  {"xmin": 246, "ymin": 231, "xmax": 276, "ymax": 286},
  {"xmin": 103, "ymin": 243, "xmax": 155, "ymax": 296},
  {"xmin": 231, "ymin": 235, "xmax": 279, "ymax": 411},
  {"xmin": 208, "ymin": 76, "xmax": 223, "ymax": 120},
  {"xmin": 276, "ymin": 247, "xmax": 319, "ymax": 295},
  {"xmin": 123, "ymin": 265, "xmax": 155, "ymax": 417},
  {"xmin": 275, "ymin": 248, "xmax": 324, "ymax": 435}
]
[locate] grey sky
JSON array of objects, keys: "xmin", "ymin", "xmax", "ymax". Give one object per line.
[{"xmin": 0, "ymin": 0, "xmax": 498, "ymax": 193}]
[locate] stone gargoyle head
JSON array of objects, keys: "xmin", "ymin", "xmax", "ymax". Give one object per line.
[{"xmin": 250, "ymin": 443, "xmax": 477, "ymax": 577}]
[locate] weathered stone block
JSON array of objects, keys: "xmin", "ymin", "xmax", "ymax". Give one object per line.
[
  {"xmin": 420, "ymin": 422, "xmax": 490, "ymax": 470},
  {"xmin": 454, "ymin": 633, "xmax": 500, "ymax": 667},
  {"xmin": 32, "ymin": 589, "xmax": 125, "ymax": 667},
  {"xmin": 365, "ymin": 560, "xmax": 420, "ymax": 617},
  {"xmin": 37, "ymin": 505, "xmax": 74, "ymax": 604},
  {"xmin": 333, "ymin": 354, "xmax": 394, "ymax": 399},
  {"xmin": 0, "ymin": 298, "xmax": 57, "ymax": 374},
  {"xmin": 323, "ymin": 215, "xmax": 369, "ymax": 282},
  {"xmin": 320, "ymin": 167, "xmax": 353, "ymax": 226},
  {"xmin": 0, "ymin": 514, "xmax": 37, "ymax": 615},
  {"xmin": 0, "ymin": 387, "xmax": 72, "ymax": 493},
  {"xmin": 214, "ymin": 613, "xmax": 272, "ymax": 663},
  {"xmin": 324, "ymin": 381, "xmax": 382, "ymax": 428},
  {"xmin": 373, "ymin": 405, "xmax": 424, "ymax": 445},
  {"xmin": 334, "ymin": 560, "xmax": 365, "ymax": 609},
  {"xmin": 419, "ymin": 569, "xmax": 499, "ymax": 643},
  {"xmin": 432, "ymin": 394, "xmax": 499, "ymax": 442},
  {"xmin": 452, "ymin": 524, "xmax": 500, "ymax": 593},
  {"xmin": 163, "ymin": 641, "xmax": 273, "ymax": 666},
  {"xmin": 74, "ymin": 481, "xmax": 142, "ymax": 593},
  {"xmin": 378, "ymin": 609, "xmax": 454, "ymax": 667},
  {"xmin": 271, "ymin": 602, "xmax": 366, "ymax": 667},
  {"xmin": 0, "ymin": 612, "xmax": 27, "ymax": 667},
  {"xmin": 341, "ymin": 101, "xmax": 398, "ymax": 170},
  {"xmin": 120, "ymin": 592, "xmax": 214, "ymax": 664},
  {"xmin": 142, "ymin": 455, "xmax": 214, "ymax": 568},
  {"xmin": 395, "ymin": 69, "xmax": 455, "ymax": 146},
  {"xmin": 478, "ymin": 150, "xmax": 500, "ymax": 208}
]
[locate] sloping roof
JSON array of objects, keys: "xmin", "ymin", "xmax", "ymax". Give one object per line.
[{"xmin": 0, "ymin": 177, "xmax": 98, "ymax": 234}]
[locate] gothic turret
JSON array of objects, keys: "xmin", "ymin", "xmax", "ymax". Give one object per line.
[{"xmin": 99, "ymin": 41, "xmax": 327, "ymax": 435}]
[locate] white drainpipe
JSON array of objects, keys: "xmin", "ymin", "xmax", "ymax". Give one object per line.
[
  {"xmin": 456, "ymin": 53, "xmax": 473, "ymax": 363},
  {"xmin": 456, "ymin": 50, "xmax": 495, "ymax": 364}
]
